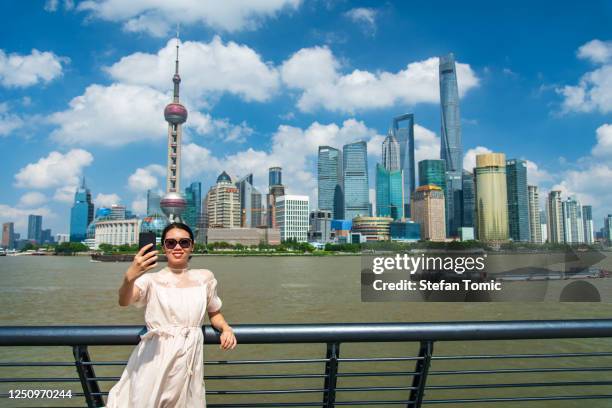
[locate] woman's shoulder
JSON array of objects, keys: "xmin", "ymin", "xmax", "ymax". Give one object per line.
[{"xmin": 189, "ymin": 268, "xmax": 216, "ymax": 282}]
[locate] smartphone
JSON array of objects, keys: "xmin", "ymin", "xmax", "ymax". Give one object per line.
[{"xmin": 138, "ymin": 232, "xmax": 157, "ymax": 255}]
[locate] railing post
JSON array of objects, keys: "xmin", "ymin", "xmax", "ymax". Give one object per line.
[
  {"xmin": 323, "ymin": 342, "xmax": 340, "ymax": 408},
  {"xmin": 408, "ymin": 340, "xmax": 434, "ymax": 408},
  {"xmin": 73, "ymin": 345, "xmax": 104, "ymax": 408}
]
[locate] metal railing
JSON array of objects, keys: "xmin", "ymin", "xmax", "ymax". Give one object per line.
[{"xmin": 1, "ymin": 320, "xmax": 612, "ymax": 407}]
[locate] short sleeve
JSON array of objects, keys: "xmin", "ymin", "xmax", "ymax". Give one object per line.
[
  {"xmin": 132, "ymin": 274, "xmax": 151, "ymax": 308},
  {"xmin": 206, "ymin": 277, "xmax": 223, "ymax": 313}
]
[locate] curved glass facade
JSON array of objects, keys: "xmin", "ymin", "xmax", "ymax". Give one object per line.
[{"xmin": 475, "ymin": 153, "xmax": 509, "ymax": 242}]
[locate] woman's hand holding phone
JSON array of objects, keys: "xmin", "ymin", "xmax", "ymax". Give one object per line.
[{"xmin": 126, "ymin": 244, "xmax": 158, "ymax": 282}]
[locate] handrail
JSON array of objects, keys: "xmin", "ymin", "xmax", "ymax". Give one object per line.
[
  {"xmin": 2, "ymin": 319, "xmax": 612, "ymax": 345},
  {"xmin": 2, "ymin": 320, "xmax": 612, "ymax": 407}
]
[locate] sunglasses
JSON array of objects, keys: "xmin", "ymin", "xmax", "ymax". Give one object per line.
[{"xmin": 163, "ymin": 238, "xmax": 193, "ymax": 249}]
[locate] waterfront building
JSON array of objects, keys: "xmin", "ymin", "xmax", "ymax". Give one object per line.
[
  {"xmin": 146, "ymin": 190, "xmax": 162, "ymax": 216},
  {"xmin": 251, "ymin": 188, "xmax": 264, "ymax": 228},
  {"xmin": 237, "ymin": 174, "xmax": 254, "ymax": 228},
  {"xmin": 605, "ymin": 215, "xmax": 612, "ymax": 246},
  {"xmin": 393, "ymin": 114, "xmax": 415, "ymax": 217},
  {"xmin": 275, "ymin": 195, "xmax": 309, "ymax": 242},
  {"xmin": 206, "ymin": 171, "xmax": 241, "ymax": 228},
  {"xmin": 318, "ymin": 146, "xmax": 344, "ymax": 220},
  {"xmin": 418, "ymin": 160, "xmax": 446, "ymax": 189},
  {"xmin": 562, "ymin": 197, "xmax": 584, "ymax": 244},
  {"xmin": 55, "ymin": 233, "xmax": 69, "ymax": 244},
  {"xmin": 390, "ymin": 220, "xmax": 421, "ymax": 242},
  {"xmin": 308, "ymin": 210, "xmax": 333, "ymax": 243},
  {"xmin": 582, "ymin": 205, "xmax": 594, "ymax": 244},
  {"xmin": 94, "ymin": 219, "xmax": 141, "ymax": 247},
  {"xmin": 41, "ymin": 229, "xmax": 53, "ymax": 244},
  {"xmin": 461, "ymin": 170, "xmax": 475, "ymax": 229},
  {"xmin": 459, "ymin": 227, "xmax": 475, "ymax": 241},
  {"xmin": 160, "ymin": 35, "xmax": 189, "ymax": 223},
  {"xmin": 69, "ymin": 179, "xmax": 94, "ymax": 242},
  {"xmin": 140, "ymin": 213, "xmax": 170, "ymax": 239},
  {"xmin": 267, "ymin": 167, "xmax": 286, "ymax": 228},
  {"xmin": 183, "ymin": 182, "xmax": 202, "ymax": 233},
  {"xmin": 375, "ymin": 163, "xmax": 404, "ymax": 220},
  {"xmin": 331, "ymin": 219, "xmax": 352, "ymax": 243},
  {"xmin": 110, "ymin": 205, "xmax": 127, "ymax": 220},
  {"xmin": 474, "ymin": 153, "xmax": 509, "ymax": 242},
  {"xmin": 205, "ymin": 227, "xmax": 280, "ymax": 246},
  {"xmin": 28, "ymin": 214, "xmax": 43, "ymax": 244},
  {"xmin": 546, "ymin": 191, "xmax": 565, "ymax": 244},
  {"xmin": 506, "ymin": 159, "xmax": 530, "ymax": 242},
  {"xmin": 527, "ymin": 185, "xmax": 542, "ymax": 244},
  {"xmin": 411, "ymin": 185, "xmax": 446, "ymax": 241},
  {"xmin": 2, "ymin": 222, "xmax": 14, "ymax": 249},
  {"xmin": 439, "ymin": 53, "xmax": 463, "ymax": 238},
  {"xmin": 343, "ymin": 141, "xmax": 369, "ymax": 220},
  {"xmin": 351, "ymin": 216, "xmax": 393, "ymax": 241}
]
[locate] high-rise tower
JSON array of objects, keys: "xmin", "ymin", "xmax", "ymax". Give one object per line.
[
  {"xmin": 70, "ymin": 178, "xmax": 94, "ymax": 242},
  {"xmin": 160, "ymin": 33, "xmax": 189, "ymax": 223},
  {"xmin": 439, "ymin": 53, "xmax": 463, "ymax": 237},
  {"xmin": 392, "ymin": 114, "xmax": 415, "ymax": 217}
]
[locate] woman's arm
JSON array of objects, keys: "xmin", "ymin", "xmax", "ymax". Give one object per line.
[
  {"xmin": 208, "ymin": 311, "xmax": 237, "ymax": 350},
  {"xmin": 118, "ymin": 244, "xmax": 158, "ymax": 306}
]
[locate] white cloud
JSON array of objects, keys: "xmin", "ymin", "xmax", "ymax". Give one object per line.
[
  {"xmin": 44, "ymin": 0, "xmax": 59, "ymax": 11},
  {"xmin": 77, "ymin": 0, "xmax": 301, "ymax": 36},
  {"xmin": 127, "ymin": 164, "xmax": 166, "ymax": 193},
  {"xmin": 344, "ymin": 7, "xmax": 378, "ymax": 36},
  {"xmin": 559, "ymin": 39, "xmax": 612, "ymax": 114},
  {"xmin": 0, "ymin": 205, "xmax": 56, "ymax": 231},
  {"xmin": 18, "ymin": 192, "xmax": 47, "ymax": 207},
  {"xmin": 94, "ymin": 193, "xmax": 121, "ymax": 207},
  {"xmin": 189, "ymin": 111, "xmax": 254, "ymax": 143},
  {"xmin": 414, "ymin": 125, "xmax": 440, "ymax": 164},
  {"xmin": 131, "ymin": 196, "xmax": 148, "ymax": 216},
  {"xmin": 14, "ymin": 149, "xmax": 93, "ymax": 189},
  {"xmin": 106, "ymin": 37, "xmax": 280, "ymax": 105},
  {"xmin": 281, "ymin": 48, "xmax": 479, "ymax": 113},
  {"xmin": 0, "ymin": 49, "xmax": 66, "ymax": 88},
  {"xmin": 577, "ymin": 39, "xmax": 612, "ymax": 64},
  {"xmin": 463, "ymin": 146, "xmax": 492, "ymax": 172},
  {"xmin": 591, "ymin": 123, "xmax": 612, "ymax": 159},
  {"xmin": 525, "ymin": 159, "xmax": 553, "ymax": 186},
  {"xmin": 0, "ymin": 102, "xmax": 24, "ymax": 136},
  {"xmin": 49, "ymin": 83, "xmax": 168, "ymax": 146},
  {"xmin": 53, "ymin": 185, "xmax": 78, "ymax": 203}
]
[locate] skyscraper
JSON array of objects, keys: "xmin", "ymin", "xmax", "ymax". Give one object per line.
[
  {"xmin": 146, "ymin": 190, "xmax": 162, "ymax": 215},
  {"xmin": 382, "ymin": 129, "xmax": 401, "ymax": 171},
  {"xmin": 343, "ymin": 141, "xmax": 369, "ymax": 220},
  {"xmin": 251, "ymin": 188, "xmax": 263, "ymax": 227},
  {"xmin": 418, "ymin": 160, "xmax": 446, "ymax": 190},
  {"xmin": 393, "ymin": 114, "xmax": 415, "ymax": 217},
  {"xmin": 439, "ymin": 53, "xmax": 463, "ymax": 238},
  {"xmin": 562, "ymin": 197, "xmax": 584, "ymax": 244},
  {"xmin": 206, "ymin": 172, "xmax": 241, "ymax": 229},
  {"xmin": 546, "ymin": 191, "xmax": 564, "ymax": 244},
  {"xmin": 269, "ymin": 167, "xmax": 282, "ymax": 187},
  {"xmin": 69, "ymin": 179, "xmax": 94, "ymax": 242},
  {"xmin": 375, "ymin": 163, "xmax": 404, "ymax": 220},
  {"xmin": 317, "ymin": 146, "xmax": 344, "ymax": 219},
  {"xmin": 267, "ymin": 167, "xmax": 285, "ymax": 228},
  {"xmin": 275, "ymin": 195, "xmax": 309, "ymax": 242},
  {"xmin": 160, "ymin": 34, "xmax": 188, "ymax": 223},
  {"xmin": 411, "ymin": 185, "xmax": 446, "ymax": 241},
  {"xmin": 184, "ymin": 182, "xmax": 202, "ymax": 233},
  {"xmin": 28, "ymin": 214, "xmax": 43, "ymax": 244},
  {"xmin": 236, "ymin": 175, "xmax": 255, "ymax": 228},
  {"xmin": 2, "ymin": 222, "xmax": 14, "ymax": 249},
  {"xmin": 582, "ymin": 205, "xmax": 594, "ymax": 244},
  {"xmin": 461, "ymin": 170, "xmax": 475, "ymax": 229},
  {"xmin": 527, "ymin": 185, "xmax": 542, "ymax": 243},
  {"xmin": 605, "ymin": 215, "xmax": 612, "ymax": 246},
  {"xmin": 506, "ymin": 159, "xmax": 530, "ymax": 242},
  {"xmin": 474, "ymin": 153, "xmax": 509, "ymax": 242}
]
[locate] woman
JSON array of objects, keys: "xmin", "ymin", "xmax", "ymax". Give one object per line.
[{"xmin": 106, "ymin": 222, "xmax": 236, "ymax": 408}]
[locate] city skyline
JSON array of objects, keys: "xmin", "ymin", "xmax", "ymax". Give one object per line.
[{"xmin": 0, "ymin": 2, "xmax": 610, "ymax": 236}]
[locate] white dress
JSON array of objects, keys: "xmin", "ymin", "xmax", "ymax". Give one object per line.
[{"xmin": 106, "ymin": 267, "xmax": 222, "ymax": 408}]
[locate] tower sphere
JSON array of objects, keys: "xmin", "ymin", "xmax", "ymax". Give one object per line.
[
  {"xmin": 164, "ymin": 102, "xmax": 188, "ymax": 124},
  {"xmin": 160, "ymin": 191, "xmax": 187, "ymax": 222}
]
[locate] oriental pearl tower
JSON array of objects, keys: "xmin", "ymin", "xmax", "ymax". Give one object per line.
[{"xmin": 160, "ymin": 34, "xmax": 189, "ymax": 223}]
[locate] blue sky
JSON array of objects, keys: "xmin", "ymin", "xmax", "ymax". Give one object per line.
[{"xmin": 0, "ymin": 0, "xmax": 611, "ymax": 236}]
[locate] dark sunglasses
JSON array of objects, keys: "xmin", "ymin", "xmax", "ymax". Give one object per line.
[{"xmin": 163, "ymin": 238, "xmax": 193, "ymax": 249}]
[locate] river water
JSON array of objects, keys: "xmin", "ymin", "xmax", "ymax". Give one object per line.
[{"xmin": 1, "ymin": 255, "xmax": 612, "ymax": 407}]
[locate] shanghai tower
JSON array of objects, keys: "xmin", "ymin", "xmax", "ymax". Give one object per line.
[{"xmin": 439, "ymin": 53, "xmax": 463, "ymax": 237}]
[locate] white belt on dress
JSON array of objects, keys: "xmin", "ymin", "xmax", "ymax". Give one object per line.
[{"xmin": 140, "ymin": 326, "xmax": 202, "ymax": 377}]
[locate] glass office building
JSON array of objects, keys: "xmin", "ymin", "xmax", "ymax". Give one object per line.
[
  {"xmin": 375, "ymin": 163, "xmax": 404, "ymax": 220},
  {"xmin": 475, "ymin": 153, "xmax": 509, "ymax": 242},
  {"xmin": 343, "ymin": 141, "xmax": 369, "ymax": 220},
  {"xmin": 269, "ymin": 167, "xmax": 282, "ymax": 187},
  {"xmin": 506, "ymin": 159, "xmax": 530, "ymax": 242},
  {"xmin": 70, "ymin": 179, "xmax": 94, "ymax": 242},
  {"xmin": 28, "ymin": 214, "xmax": 43, "ymax": 244},
  {"xmin": 461, "ymin": 170, "xmax": 475, "ymax": 229},
  {"xmin": 439, "ymin": 53, "xmax": 463, "ymax": 237},
  {"xmin": 418, "ymin": 160, "xmax": 446, "ymax": 189},
  {"xmin": 582, "ymin": 205, "xmax": 594, "ymax": 244},
  {"xmin": 393, "ymin": 114, "xmax": 415, "ymax": 217},
  {"xmin": 183, "ymin": 181, "xmax": 202, "ymax": 233},
  {"xmin": 318, "ymin": 146, "xmax": 344, "ymax": 219}
]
